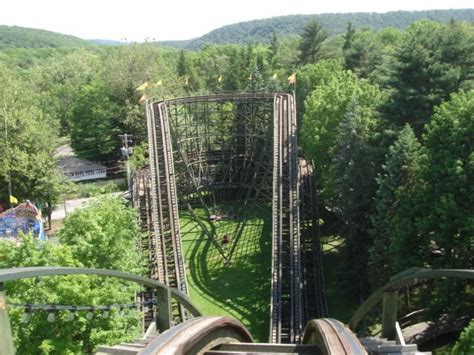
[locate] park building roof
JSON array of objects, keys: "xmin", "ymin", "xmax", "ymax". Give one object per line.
[{"xmin": 55, "ymin": 145, "xmax": 107, "ymax": 182}]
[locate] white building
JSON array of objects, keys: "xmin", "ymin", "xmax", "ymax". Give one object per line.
[{"xmin": 55, "ymin": 145, "xmax": 107, "ymax": 182}]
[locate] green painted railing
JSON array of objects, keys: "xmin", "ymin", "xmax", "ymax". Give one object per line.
[
  {"xmin": 349, "ymin": 268, "xmax": 474, "ymax": 340},
  {"xmin": 0, "ymin": 267, "xmax": 202, "ymax": 355}
]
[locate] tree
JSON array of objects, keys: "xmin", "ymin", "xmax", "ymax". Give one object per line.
[
  {"xmin": 452, "ymin": 319, "xmax": 474, "ymax": 354},
  {"xmin": 369, "ymin": 125, "xmax": 422, "ymax": 288},
  {"xmin": 0, "ymin": 63, "xmax": 62, "ymax": 211},
  {"xmin": 0, "ymin": 197, "xmax": 144, "ymax": 353},
  {"xmin": 384, "ymin": 20, "xmax": 474, "ymax": 133},
  {"xmin": 223, "ymin": 47, "xmax": 246, "ymax": 91},
  {"xmin": 59, "ymin": 196, "xmax": 143, "ymax": 273},
  {"xmin": 177, "ymin": 50, "xmax": 188, "ymax": 77},
  {"xmin": 329, "ymin": 99, "xmax": 379, "ymax": 298},
  {"xmin": 298, "ymin": 20, "xmax": 327, "ymax": 65},
  {"xmin": 269, "ymin": 31, "xmax": 279, "ymax": 62},
  {"xmin": 69, "ymin": 80, "xmax": 121, "ymax": 162},
  {"xmin": 295, "ymin": 59, "xmax": 344, "ymax": 119},
  {"xmin": 416, "ymin": 90, "xmax": 474, "ymax": 270},
  {"xmin": 301, "ymin": 62, "xmax": 382, "ymax": 190},
  {"xmin": 342, "ymin": 22, "xmax": 355, "ymax": 51}
]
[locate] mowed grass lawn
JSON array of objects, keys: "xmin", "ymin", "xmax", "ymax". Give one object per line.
[{"xmin": 180, "ymin": 205, "xmax": 272, "ymax": 342}]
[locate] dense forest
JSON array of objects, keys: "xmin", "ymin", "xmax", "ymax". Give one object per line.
[
  {"xmin": 158, "ymin": 8, "xmax": 474, "ymax": 49},
  {"xmin": 2, "ymin": 9, "xmax": 473, "ymax": 50},
  {"xmin": 0, "ymin": 25, "xmax": 89, "ymax": 49},
  {"xmin": 0, "ymin": 14, "xmax": 473, "ymax": 353}
]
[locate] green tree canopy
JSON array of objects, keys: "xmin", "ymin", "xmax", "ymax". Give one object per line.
[
  {"xmin": 416, "ymin": 90, "xmax": 474, "ymax": 269},
  {"xmin": 298, "ymin": 20, "xmax": 327, "ymax": 65},
  {"xmin": 384, "ymin": 20, "xmax": 474, "ymax": 132},
  {"xmin": 0, "ymin": 197, "xmax": 144, "ymax": 353},
  {"xmin": 0, "ymin": 63, "xmax": 62, "ymax": 210},
  {"xmin": 369, "ymin": 125, "xmax": 422, "ymax": 287},
  {"xmin": 300, "ymin": 62, "xmax": 382, "ymax": 189}
]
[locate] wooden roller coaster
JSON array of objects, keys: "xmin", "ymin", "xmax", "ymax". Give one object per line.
[{"xmin": 132, "ymin": 93, "xmax": 327, "ymax": 342}]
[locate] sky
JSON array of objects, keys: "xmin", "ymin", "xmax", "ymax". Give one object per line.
[{"xmin": 0, "ymin": 0, "xmax": 472, "ymax": 41}]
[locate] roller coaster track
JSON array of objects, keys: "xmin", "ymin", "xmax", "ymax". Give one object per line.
[
  {"xmin": 299, "ymin": 159, "xmax": 328, "ymax": 322},
  {"xmin": 133, "ymin": 93, "xmax": 327, "ymax": 343},
  {"xmin": 137, "ymin": 101, "xmax": 189, "ymax": 323},
  {"xmin": 269, "ymin": 94, "xmax": 302, "ymax": 344}
]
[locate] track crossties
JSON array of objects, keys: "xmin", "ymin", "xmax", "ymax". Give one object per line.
[{"xmin": 135, "ymin": 93, "xmax": 326, "ymax": 341}]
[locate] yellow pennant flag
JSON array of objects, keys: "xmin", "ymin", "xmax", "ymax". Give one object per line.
[
  {"xmin": 138, "ymin": 94, "xmax": 147, "ymax": 103},
  {"xmin": 184, "ymin": 76, "xmax": 189, "ymax": 86},
  {"xmin": 136, "ymin": 81, "xmax": 149, "ymax": 91},
  {"xmin": 218, "ymin": 75, "xmax": 223, "ymax": 83},
  {"xmin": 9, "ymin": 195, "xmax": 18, "ymax": 204},
  {"xmin": 272, "ymin": 73, "xmax": 278, "ymax": 79},
  {"xmin": 248, "ymin": 74, "xmax": 253, "ymax": 81},
  {"xmin": 288, "ymin": 73, "xmax": 296, "ymax": 85},
  {"xmin": 155, "ymin": 79, "xmax": 163, "ymax": 87}
]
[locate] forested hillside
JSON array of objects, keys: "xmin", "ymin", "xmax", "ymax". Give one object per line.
[
  {"xmin": 0, "ymin": 25, "xmax": 89, "ymax": 49},
  {"xmin": 158, "ymin": 8, "xmax": 474, "ymax": 49}
]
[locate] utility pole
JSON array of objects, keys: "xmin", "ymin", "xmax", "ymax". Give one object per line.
[{"xmin": 118, "ymin": 134, "xmax": 133, "ymax": 194}]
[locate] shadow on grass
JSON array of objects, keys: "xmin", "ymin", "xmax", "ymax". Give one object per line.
[
  {"xmin": 181, "ymin": 204, "xmax": 272, "ymax": 342},
  {"xmin": 321, "ymin": 234, "xmax": 359, "ymax": 323}
]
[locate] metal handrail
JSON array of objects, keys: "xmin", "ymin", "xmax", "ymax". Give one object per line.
[
  {"xmin": 0, "ymin": 266, "xmax": 202, "ymax": 355},
  {"xmin": 0, "ymin": 267, "xmax": 199, "ymax": 315},
  {"xmin": 349, "ymin": 268, "xmax": 474, "ymax": 338}
]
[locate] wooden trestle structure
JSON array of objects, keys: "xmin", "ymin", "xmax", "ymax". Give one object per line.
[{"xmin": 132, "ymin": 93, "xmax": 327, "ymax": 343}]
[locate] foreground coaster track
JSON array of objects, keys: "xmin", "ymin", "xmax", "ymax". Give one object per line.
[{"xmin": 133, "ymin": 93, "xmax": 327, "ymax": 342}]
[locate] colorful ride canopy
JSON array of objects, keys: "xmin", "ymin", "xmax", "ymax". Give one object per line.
[{"xmin": 0, "ymin": 201, "xmax": 46, "ymax": 241}]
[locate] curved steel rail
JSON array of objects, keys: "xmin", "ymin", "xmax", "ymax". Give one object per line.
[
  {"xmin": 0, "ymin": 266, "xmax": 202, "ymax": 355},
  {"xmin": 349, "ymin": 268, "xmax": 474, "ymax": 337},
  {"xmin": 0, "ymin": 267, "xmax": 200, "ymax": 315},
  {"xmin": 140, "ymin": 316, "xmax": 253, "ymax": 355},
  {"xmin": 302, "ymin": 318, "xmax": 367, "ymax": 354}
]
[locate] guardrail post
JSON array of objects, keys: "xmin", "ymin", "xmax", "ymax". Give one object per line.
[
  {"xmin": 156, "ymin": 287, "xmax": 172, "ymax": 332},
  {"xmin": 382, "ymin": 290, "xmax": 398, "ymax": 340},
  {"xmin": 0, "ymin": 283, "xmax": 15, "ymax": 355}
]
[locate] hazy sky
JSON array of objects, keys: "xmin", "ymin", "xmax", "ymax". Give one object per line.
[{"xmin": 0, "ymin": 0, "xmax": 472, "ymax": 41}]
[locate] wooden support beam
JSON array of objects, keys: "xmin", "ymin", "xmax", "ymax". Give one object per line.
[
  {"xmin": 382, "ymin": 290, "xmax": 399, "ymax": 340},
  {"xmin": 156, "ymin": 287, "xmax": 172, "ymax": 332}
]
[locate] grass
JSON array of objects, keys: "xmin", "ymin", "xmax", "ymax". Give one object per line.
[
  {"xmin": 180, "ymin": 204, "xmax": 272, "ymax": 342},
  {"xmin": 321, "ymin": 234, "xmax": 359, "ymax": 323}
]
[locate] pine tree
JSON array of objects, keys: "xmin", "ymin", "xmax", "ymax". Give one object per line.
[
  {"xmin": 342, "ymin": 21, "xmax": 355, "ymax": 51},
  {"xmin": 177, "ymin": 50, "xmax": 188, "ymax": 77},
  {"xmin": 330, "ymin": 99, "xmax": 378, "ymax": 299},
  {"xmin": 384, "ymin": 21, "xmax": 474, "ymax": 133},
  {"xmin": 298, "ymin": 20, "xmax": 327, "ymax": 65},
  {"xmin": 369, "ymin": 125, "xmax": 421, "ymax": 288},
  {"xmin": 269, "ymin": 31, "xmax": 279, "ymax": 62}
]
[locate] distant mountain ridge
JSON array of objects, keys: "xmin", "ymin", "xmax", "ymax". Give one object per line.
[
  {"xmin": 0, "ymin": 25, "xmax": 89, "ymax": 50},
  {"xmin": 157, "ymin": 9, "xmax": 474, "ymax": 49},
  {"xmin": 1, "ymin": 9, "xmax": 473, "ymax": 51}
]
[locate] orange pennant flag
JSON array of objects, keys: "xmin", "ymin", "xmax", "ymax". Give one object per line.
[
  {"xmin": 288, "ymin": 73, "xmax": 296, "ymax": 85},
  {"xmin": 136, "ymin": 81, "xmax": 149, "ymax": 91}
]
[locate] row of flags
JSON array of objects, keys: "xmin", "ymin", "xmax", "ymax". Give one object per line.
[{"xmin": 135, "ymin": 73, "xmax": 296, "ymax": 103}]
